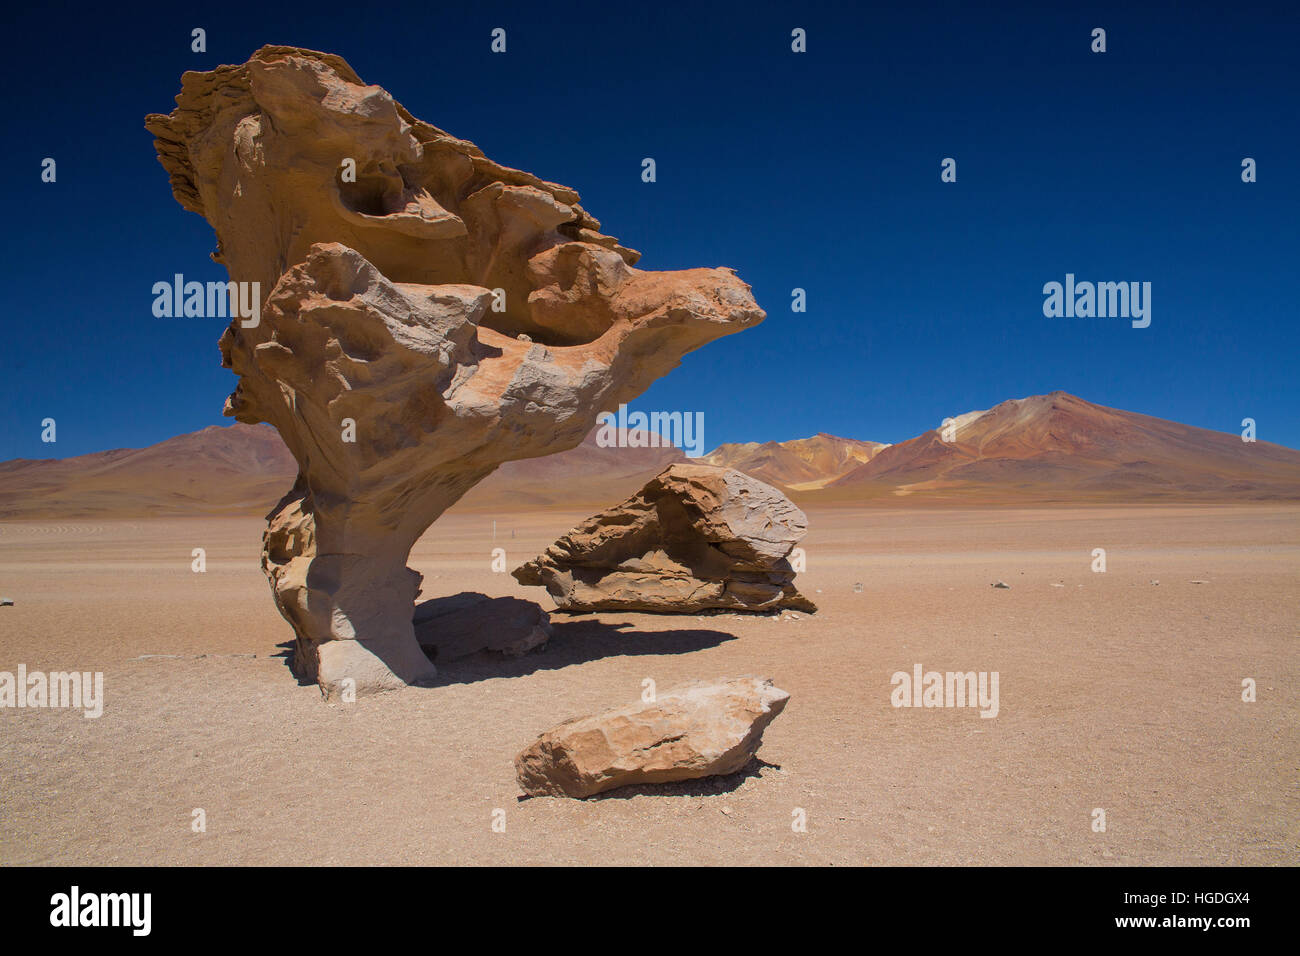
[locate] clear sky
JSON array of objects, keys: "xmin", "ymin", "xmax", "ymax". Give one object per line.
[{"xmin": 2, "ymin": 0, "xmax": 1296, "ymax": 459}]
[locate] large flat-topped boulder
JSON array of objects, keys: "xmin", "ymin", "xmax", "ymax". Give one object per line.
[
  {"xmin": 513, "ymin": 463, "xmax": 816, "ymax": 613},
  {"xmin": 515, "ymin": 677, "xmax": 791, "ymax": 798},
  {"xmin": 147, "ymin": 47, "xmax": 764, "ymax": 698}
]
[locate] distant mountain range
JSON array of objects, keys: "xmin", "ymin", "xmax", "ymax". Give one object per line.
[
  {"xmin": 0, "ymin": 423, "xmax": 297, "ymax": 518},
  {"xmin": 700, "ymin": 434, "xmax": 888, "ymax": 489},
  {"xmin": 0, "ymin": 425, "xmax": 682, "ymax": 518},
  {"xmin": 2, "ymin": 392, "xmax": 1297, "ymax": 517}
]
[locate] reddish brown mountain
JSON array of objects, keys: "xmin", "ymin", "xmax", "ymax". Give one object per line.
[
  {"xmin": 3, "ymin": 392, "xmax": 1297, "ymax": 517},
  {"xmin": 822, "ymin": 391, "xmax": 1300, "ymax": 501},
  {"xmin": 0, "ymin": 424, "xmax": 682, "ymax": 518},
  {"xmin": 0, "ymin": 424, "xmax": 298, "ymax": 517}
]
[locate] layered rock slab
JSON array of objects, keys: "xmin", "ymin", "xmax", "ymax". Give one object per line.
[
  {"xmin": 515, "ymin": 677, "xmax": 790, "ymax": 797},
  {"xmin": 146, "ymin": 47, "xmax": 763, "ymax": 697},
  {"xmin": 513, "ymin": 463, "xmax": 816, "ymax": 613}
]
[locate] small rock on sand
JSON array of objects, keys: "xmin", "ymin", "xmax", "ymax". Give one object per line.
[{"xmin": 515, "ymin": 676, "xmax": 790, "ymax": 798}]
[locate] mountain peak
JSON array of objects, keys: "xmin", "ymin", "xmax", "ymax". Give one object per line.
[{"xmin": 832, "ymin": 391, "xmax": 1300, "ymax": 499}]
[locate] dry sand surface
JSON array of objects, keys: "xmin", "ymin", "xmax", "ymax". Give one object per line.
[{"xmin": 1, "ymin": 504, "xmax": 1296, "ymax": 865}]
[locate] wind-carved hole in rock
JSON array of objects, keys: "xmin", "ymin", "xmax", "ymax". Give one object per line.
[
  {"xmin": 265, "ymin": 526, "xmax": 297, "ymax": 565},
  {"xmin": 475, "ymin": 315, "xmax": 590, "ymax": 351},
  {"xmin": 396, "ymin": 163, "xmax": 426, "ymax": 196},
  {"xmin": 474, "ymin": 289, "xmax": 599, "ymax": 349},
  {"xmin": 338, "ymin": 168, "xmax": 405, "ymax": 217},
  {"xmin": 545, "ymin": 242, "xmax": 585, "ymax": 295},
  {"xmin": 556, "ymin": 218, "xmax": 589, "ymax": 243},
  {"xmin": 654, "ymin": 496, "xmax": 728, "ymax": 579}
]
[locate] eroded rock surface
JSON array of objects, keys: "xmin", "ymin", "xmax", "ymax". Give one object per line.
[
  {"xmin": 515, "ymin": 677, "xmax": 790, "ymax": 798},
  {"xmin": 146, "ymin": 47, "xmax": 763, "ymax": 697},
  {"xmin": 513, "ymin": 463, "xmax": 816, "ymax": 613}
]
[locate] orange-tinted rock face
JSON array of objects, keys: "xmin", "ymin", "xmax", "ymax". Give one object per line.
[{"xmin": 147, "ymin": 46, "xmax": 764, "ymax": 697}]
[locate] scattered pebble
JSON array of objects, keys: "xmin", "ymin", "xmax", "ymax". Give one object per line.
[
  {"xmin": 1190, "ymin": 580, "xmax": 1210, "ymax": 585},
  {"xmin": 992, "ymin": 581, "xmax": 1010, "ymax": 589},
  {"xmin": 852, "ymin": 582, "xmax": 863, "ymax": 593},
  {"xmin": 1150, "ymin": 580, "xmax": 1159, "ymax": 586}
]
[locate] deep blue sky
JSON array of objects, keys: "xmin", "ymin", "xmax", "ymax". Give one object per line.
[{"xmin": 2, "ymin": 0, "xmax": 1296, "ymax": 459}]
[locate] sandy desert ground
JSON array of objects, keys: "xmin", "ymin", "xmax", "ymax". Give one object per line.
[{"xmin": 1, "ymin": 503, "xmax": 1296, "ymax": 866}]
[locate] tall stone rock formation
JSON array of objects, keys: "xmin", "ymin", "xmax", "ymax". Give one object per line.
[{"xmin": 146, "ymin": 46, "xmax": 763, "ymax": 697}]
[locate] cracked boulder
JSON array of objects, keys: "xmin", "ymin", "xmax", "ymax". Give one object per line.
[
  {"xmin": 146, "ymin": 47, "xmax": 763, "ymax": 698},
  {"xmin": 513, "ymin": 463, "xmax": 816, "ymax": 613},
  {"xmin": 515, "ymin": 677, "xmax": 791, "ymax": 798}
]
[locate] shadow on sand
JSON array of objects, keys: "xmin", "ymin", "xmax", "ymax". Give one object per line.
[
  {"xmin": 272, "ymin": 618, "xmax": 738, "ymax": 688},
  {"xmin": 516, "ymin": 757, "xmax": 781, "ymax": 801},
  {"xmin": 431, "ymin": 618, "xmax": 738, "ymax": 687},
  {"xmin": 271, "ymin": 641, "xmax": 315, "ymax": 687}
]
